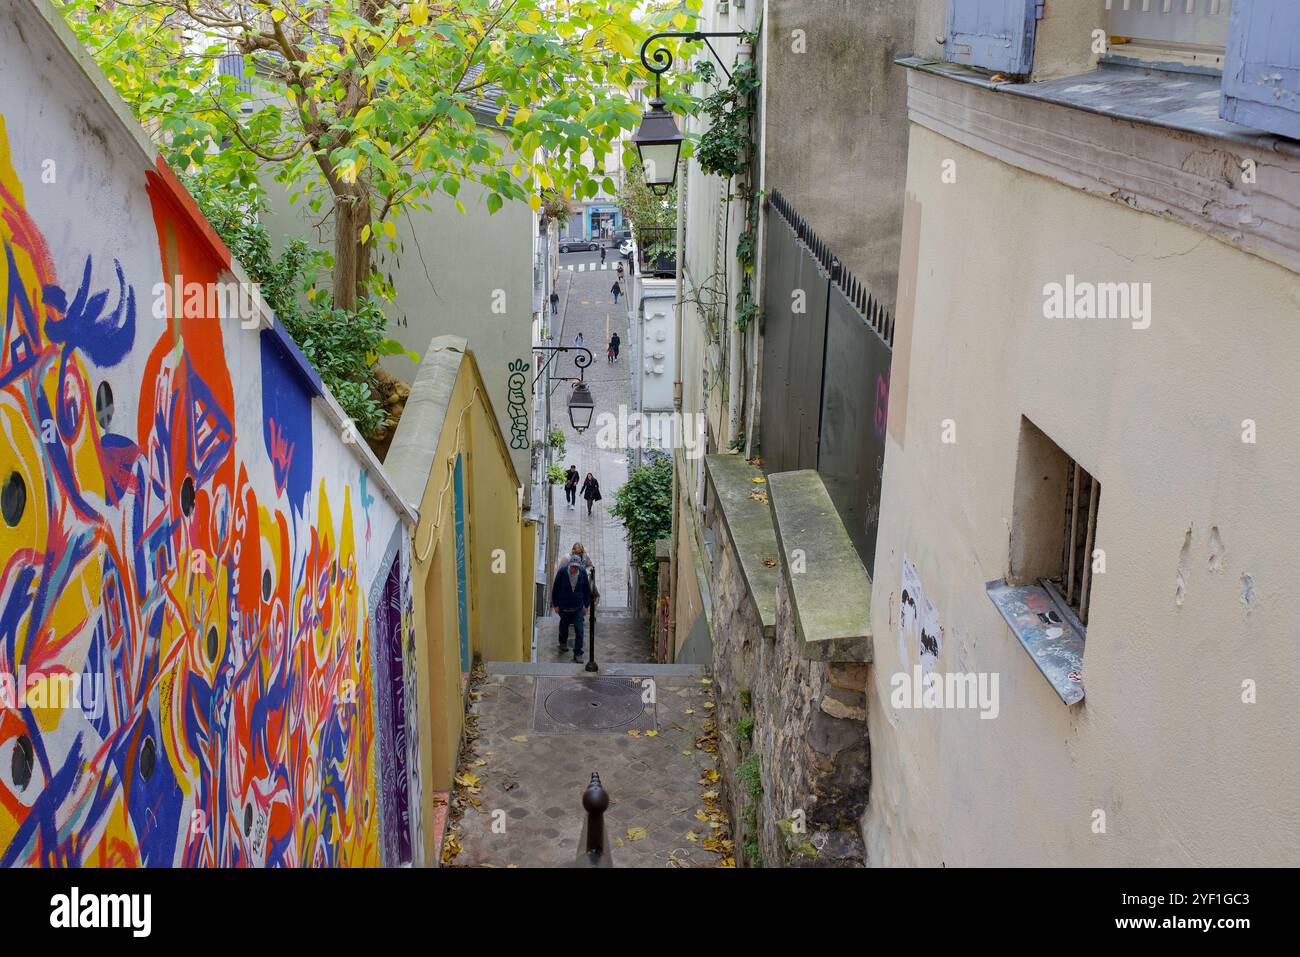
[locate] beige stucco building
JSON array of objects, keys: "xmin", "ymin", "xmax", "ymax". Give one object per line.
[{"xmin": 866, "ymin": 0, "xmax": 1300, "ymax": 865}]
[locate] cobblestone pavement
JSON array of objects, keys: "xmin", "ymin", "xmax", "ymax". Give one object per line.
[
  {"xmin": 547, "ymin": 261, "xmax": 632, "ymax": 612},
  {"xmin": 447, "ymin": 669, "xmax": 732, "ymax": 868}
]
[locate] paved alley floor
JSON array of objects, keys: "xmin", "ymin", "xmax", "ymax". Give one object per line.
[
  {"xmin": 540, "ymin": 609, "xmax": 655, "ymax": 666},
  {"xmin": 547, "ymin": 260, "xmax": 633, "ymax": 613},
  {"xmin": 445, "ymin": 666, "xmax": 732, "ymax": 868},
  {"xmin": 438, "ymin": 259, "xmax": 733, "ymax": 868}
]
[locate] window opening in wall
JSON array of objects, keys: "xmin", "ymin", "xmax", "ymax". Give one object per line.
[
  {"xmin": 1059, "ymin": 457, "xmax": 1101, "ymax": 627},
  {"xmin": 1105, "ymin": 0, "xmax": 1232, "ymax": 72}
]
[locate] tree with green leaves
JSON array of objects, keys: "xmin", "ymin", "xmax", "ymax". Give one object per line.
[{"xmin": 62, "ymin": 0, "xmax": 703, "ymax": 310}]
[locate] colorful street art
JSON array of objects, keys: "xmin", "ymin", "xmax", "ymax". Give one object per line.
[{"xmin": 0, "ymin": 112, "xmax": 405, "ymax": 866}]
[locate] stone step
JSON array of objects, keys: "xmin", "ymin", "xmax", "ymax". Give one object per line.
[{"xmin": 485, "ymin": 661, "xmax": 708, "ymax": 678}]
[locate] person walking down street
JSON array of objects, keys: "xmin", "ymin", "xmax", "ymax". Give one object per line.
[
  {"xmin": 600, "ymin": 245, "xmax": 607, "ymax": 264},
  {"xmin": 616, "ymin": 262, "xmax": 625, "ymax": 281},
  {"xmin": 607, "ymin": 341, "xmax": 616, "ymax": 363},
  {"xmin": 563, "ymin": 465, "xmax": 579, "ymax": 508},
  {"xmin": 610, "ymin": 280, "xmax": 621, "ymax": 304},
  {"xmin": 609, "ymin": 331, "xmax": 620, "ymax": 363},
  {"xmin": 551, "ymin": 556, "xmax": 591, "ymax": 661},
  {"xmin": 568, "ymin": 541, "xmax": 599, "ymax": 604},
  {"xmin": 549, "ymin": 290, "xmax": 559, "ymax": 317},
  {"xmin": 574, "ymin": 331, "xmax": 584, "ymax": 349},
  {"xmin": 581, "ymin": 472, "xmax": 602, "ymax": 516}
]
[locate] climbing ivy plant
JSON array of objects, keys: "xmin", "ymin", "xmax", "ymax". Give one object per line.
[{"xmin": 693, "ymin": 36, "xmax": 760, "ymax": 332}]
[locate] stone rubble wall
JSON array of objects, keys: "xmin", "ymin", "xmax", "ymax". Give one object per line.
[{"xmin": 708, "ymin": 521, "xmax": 871, "ymax": 866}]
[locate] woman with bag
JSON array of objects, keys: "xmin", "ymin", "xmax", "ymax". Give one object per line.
[{"xmin": 581, "ymin": 473, "xmax": 602, "ymax": 516}]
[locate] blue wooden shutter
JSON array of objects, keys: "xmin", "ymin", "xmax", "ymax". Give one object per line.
[
  {"xmin": 944, "ymin": 0, "xmax": 1040, "ymax": 75},
  {"xmin": 1220, "ymin": 0, "xmax": 1300, "ymax": 139}
]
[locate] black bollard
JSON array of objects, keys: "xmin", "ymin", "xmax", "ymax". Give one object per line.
[
  {"xmin": 575, "ymin": 771, "xmax": 612, "ymax": 867},
  {"xmin": 586, "ymin": 567, "xmax": 599, "ymax": 673}
]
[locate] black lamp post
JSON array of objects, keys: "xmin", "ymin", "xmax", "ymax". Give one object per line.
[
  {"xmin": 568, "ymin": 380, "xmax": 595, "ymax": 434},
  {"xmin": 532, "ymin": 344, "xmax": 595, "ymax": 431},
  {"xmin": 632, "ymin": 30, "xmax": 748, "ymax": 194}
]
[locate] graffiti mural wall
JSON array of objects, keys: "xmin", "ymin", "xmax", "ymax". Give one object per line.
[{"xmin": 0, "ymin": 7, "xmax": 414, "ymax": 866}]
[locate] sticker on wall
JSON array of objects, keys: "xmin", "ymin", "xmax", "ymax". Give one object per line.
[
  {"xmin": 507, "ymin": 358, "xmax": 529, "ymax": 450},
  {"xmin": 899, "ymin": 556, "xmax": 941, "ymax": 676}
]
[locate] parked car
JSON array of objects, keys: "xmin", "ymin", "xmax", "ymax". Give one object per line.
[
  {"xmin": 618, "ymin": 238, "xmax": 635, "ymax": 258},
  {"xmin": 559, "ymin": 240, "xmax": 599, "ymax": 253}
]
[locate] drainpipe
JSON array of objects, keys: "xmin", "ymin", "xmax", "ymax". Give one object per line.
[{"xmin": 667, "ymin": 156, "xmax": 686, "ymax": 653}]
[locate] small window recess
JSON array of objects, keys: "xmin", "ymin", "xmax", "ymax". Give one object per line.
[
  {"xmin": 986, "ymin": 418, "xmax": 1097, "ymax": 706},
  {"xmin": 1104, "ymin": 0, "xmax": 1233, "ymax": 75}
]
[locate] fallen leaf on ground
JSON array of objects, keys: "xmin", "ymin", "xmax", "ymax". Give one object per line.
[
  {"xmin": 627, "ymin": 729, "xmax": 641, "ymax": 737},
  {"xmin": 645, "ymin": 730, "xmax": 658, "ymax": 737},
  {"xmin": 626, "ymin": 827, "xmax": 647, "ymax": 842},
  {"xmin": 686, "ymin": 831, "xmax": 699, "ymax": 842},
  {"xmin": 510, "ymin": 735, "xmax": 528, "ymax": 742}
]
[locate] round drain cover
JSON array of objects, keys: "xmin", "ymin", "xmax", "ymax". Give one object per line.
[{"xmin": 543, "ymin": 678, "xmax": 645, "ymax": 730}]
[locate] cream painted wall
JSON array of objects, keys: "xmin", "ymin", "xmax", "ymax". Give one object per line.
[
  {"xmin": 259, "ymin": 131, "xmax": 535, "ymax": 487},
  {"xmin": 866, "ymin": 124, "xmax": 1300, "ymax": 866}
]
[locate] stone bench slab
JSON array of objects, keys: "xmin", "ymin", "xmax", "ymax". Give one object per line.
[{"xmin": 768, "ymin": 470, "xmax": 873, "ymax": 663}]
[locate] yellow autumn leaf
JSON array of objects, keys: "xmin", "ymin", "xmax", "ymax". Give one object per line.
[
  {"xmin": 626, "ymin": 827, "xmax": 647, "ymax": 842},
  {"xmin": 752, "ymin": 477, "xmax": 766, "ymax": 484},
  {"xmin": 627, "ymin": 729, "xmax": 640, "ymax": 737},
  {"xmin": 645, "ymin": 730, "xmax": 659, "ymax": 737},
  {"xmin": 410, "ymin": 1, "xmax": 429, "ymax": 27},
  {"xmin": 383, "ymin": 220, "xmax": 397, "ymax": 239},
  {"xmin": 271, "ymin": 9, "xmax": 286, "ymax": 23},
  {"xmin": 528, "ymin": 194, "xmax": 542, "ymax": 212}
]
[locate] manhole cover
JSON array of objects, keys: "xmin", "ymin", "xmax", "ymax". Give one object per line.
[{"xmin": 533, "ymin": 676, "xmax": 656, "ymax": 734}]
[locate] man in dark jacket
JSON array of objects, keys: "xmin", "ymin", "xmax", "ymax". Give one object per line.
[{"xmin": 551, "ymin": 556, "xmax": 592, "ymax": 660}]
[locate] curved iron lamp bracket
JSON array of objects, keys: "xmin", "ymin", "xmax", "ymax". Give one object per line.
[
  {"xmin": 531, "ymin": 344, "xmax": 593, "ymax": 387},
  {"xmin": 640, "ymin": 31, "xmax": 748, "ymax": 97}
]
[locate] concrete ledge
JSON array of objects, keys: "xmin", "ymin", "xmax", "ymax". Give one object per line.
[
  {"xmin": 768, "ymin": 470, "xmax": 873, "ymax": 663},
  {"xmin": 704, "ymin": 453, "xmax": 780, "ymax": 638},
  {"xmin": 384, "ymin": 336, "xmax": 468, "ymax": 507}
]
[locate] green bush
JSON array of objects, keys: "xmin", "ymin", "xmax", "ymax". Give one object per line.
[
  {"xmin": 546, "ymin": 464, "xmax": 567, "ymax": 485},
  {"xmin": 610, "ymin": 457, "xmax": 673, "ymax": 599},
  {"xmin": 182, "ymin": 172, "xmax": 387, "ymax": 437}
]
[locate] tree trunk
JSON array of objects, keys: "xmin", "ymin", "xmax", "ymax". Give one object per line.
[{"xmin": 333, "ymin": 188, "xmax": 372, "ymax": 311}]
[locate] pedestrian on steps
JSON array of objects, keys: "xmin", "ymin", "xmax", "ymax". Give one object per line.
[
  {"xmin": 567, "ymin": 542, "xmax": 599, "ymax": 603},
  {"xmin": 551, "ymin": 556, "xmax": 591, "ymax": 661},
  {"xmin": 581, "ymin": 472, "xmax": 602, "ymax": 516},
  {"xmin": 564, "ymin": 465, "xmax": 579, "ymax": 508}
]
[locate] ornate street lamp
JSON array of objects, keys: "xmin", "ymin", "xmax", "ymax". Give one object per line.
[
  {"xmin": 568, "ymin": 380, "xmax": 595, "ymax": 434},
  {"xmin": 631, "ymin": 30, "xmax": 747, "ymax": 194},
  {"xmin": 630, "ymin": 97, "xmax": 684, "ymax": 196}
]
